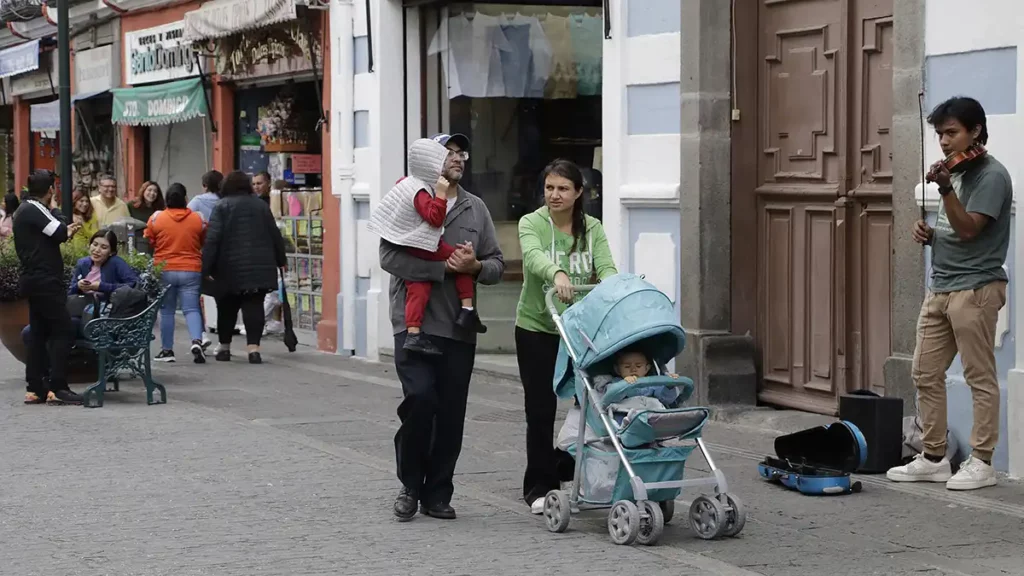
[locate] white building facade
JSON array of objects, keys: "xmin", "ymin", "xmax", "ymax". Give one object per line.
[{"xmin": 330, "ymin": 0, "xmax": 683, "ymax": 361}]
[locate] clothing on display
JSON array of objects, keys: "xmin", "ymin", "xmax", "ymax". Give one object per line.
[{"xmin": 428, "ymin": 10, "xmax": 600, "ymax": 100}]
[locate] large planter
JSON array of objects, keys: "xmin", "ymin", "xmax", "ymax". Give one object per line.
[{"xmin": 0, "ymin": 299, "xmax": 98, "ymax": 384}]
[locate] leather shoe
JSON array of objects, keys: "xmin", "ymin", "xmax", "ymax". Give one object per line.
[
  {"xmin": 394, "ymin": 487, "xmax": 418, "ymax": 522},
  {"xmin": 420, "ymin": 502, "xmax": 456, "ymax": 520}
]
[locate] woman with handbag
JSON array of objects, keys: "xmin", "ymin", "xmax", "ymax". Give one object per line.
[
  {"xmin": 202, "ymin": 171, "xmax": 287, "ymax": 364},
  {"xmin": 515, "ymin": 159, "xmax": 618, "ymax": 514}
]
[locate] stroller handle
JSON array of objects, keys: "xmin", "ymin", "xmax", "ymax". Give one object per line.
[{"xmin": 545, "ymin": 283, "xmax": 600, "ymax": 316}]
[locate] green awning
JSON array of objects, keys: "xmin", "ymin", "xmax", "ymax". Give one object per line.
[{"xmin": 111, "ymin": 78, "xmax": 207, "ymax": 127}]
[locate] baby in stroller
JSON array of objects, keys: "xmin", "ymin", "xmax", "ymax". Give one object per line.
[{"xmin": 593, "ymin": 345, "xmax": 683, "ymax": 427}]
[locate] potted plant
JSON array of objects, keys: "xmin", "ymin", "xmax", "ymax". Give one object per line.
[{"xmin": 0, "ymin": 235, "xmax": 161, "ymax": 380}]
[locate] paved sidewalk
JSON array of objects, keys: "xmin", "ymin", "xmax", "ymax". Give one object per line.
[{"xmin": 2, "ymin": 336, "xmax": 1024, "ymax": 576}]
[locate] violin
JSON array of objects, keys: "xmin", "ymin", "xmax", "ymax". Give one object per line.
[{"xmin": 928, "ymin": 143, "xmax": 987, "ymax": 181}]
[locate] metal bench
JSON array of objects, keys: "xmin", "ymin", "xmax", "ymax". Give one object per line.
[{"xmin": 78, "ymin": 288, "xmax": 167, "ymax": 408}]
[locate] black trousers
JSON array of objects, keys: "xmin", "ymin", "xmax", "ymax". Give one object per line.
[
  {"xmin": 516, "ymin": 326, "xmax": 577, "ymax": 503},
  {"xmin": 25, "ymin": 286, "xmax": 73, "ymax": 393},
  {"xmin": 216, "ymin": 292, "xmax": 265, "ymax": 346},
  {"xmin": 393, "ymin": 331, "xmax": 475, "ymax": 506}
]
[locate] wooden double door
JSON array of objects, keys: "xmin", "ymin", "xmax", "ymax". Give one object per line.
[{"xmin": 732, "ymin": 0, "xmax": 895, "ymax": 415}]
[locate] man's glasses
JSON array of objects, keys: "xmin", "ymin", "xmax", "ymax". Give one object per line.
[{"xmin": 449, "ymin": 150, "xmax": 469, "ymax": 161}]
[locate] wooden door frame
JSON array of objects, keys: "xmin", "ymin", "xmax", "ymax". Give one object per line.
[{"xmin": 730, "ymin": 5, "xmax": 758, "ymax": 343}]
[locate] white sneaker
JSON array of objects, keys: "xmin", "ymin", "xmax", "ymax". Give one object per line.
[
  {"xmin": 530, "ymin": 497, "xmax": 545, "ymax": 515},
  {"xmin": 946, "ymin": 456, "xmax": 998, "ymax": 491},
  {"xmin": 886, "ymin": 454, "xmax": 953, "ymax": 483}
]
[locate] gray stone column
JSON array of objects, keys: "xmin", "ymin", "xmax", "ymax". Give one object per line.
[
  {"xmin": 677, "ymin": 0, "xmax": 756, "ymax": 406},
  {"xmin": 884, "ymin": 0, "xmax": 927, "ymax": 414}
]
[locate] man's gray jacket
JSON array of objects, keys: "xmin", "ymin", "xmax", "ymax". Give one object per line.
[{"xmin": 379, "ymin": 187, "xmax": 504, "ymax": 345}]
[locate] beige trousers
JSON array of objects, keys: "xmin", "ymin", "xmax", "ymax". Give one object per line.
[{"xmin": 912, "ymin": 280, "xmax": 1006, "ymax": 462}]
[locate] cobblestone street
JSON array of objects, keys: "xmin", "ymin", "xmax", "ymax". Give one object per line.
[{"xmin": 3, "ymin": 339, "xmax": 1024, "ymax": 576}]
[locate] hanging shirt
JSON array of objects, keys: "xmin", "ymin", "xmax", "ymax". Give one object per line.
[
  {"xmin": 570, "ymin": 14, "xmax": 603, "ymax": 96},
  {"xmin": 429, "ymin": 13, "xmax": 512, "ymax": 99},
  {"xmin": 541, "ymin": 15, "xmax": 577, "ymax": 99},
  {"xmin": 498, "ymin": 14, "xmax": 553, "ymax": 98}
]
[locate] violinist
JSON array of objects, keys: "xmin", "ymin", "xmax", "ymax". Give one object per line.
[{"xmin": 889, "ymin": 96, "xmax": 1012, "ymax": 491}]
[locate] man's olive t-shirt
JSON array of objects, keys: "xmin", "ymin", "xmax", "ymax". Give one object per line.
[{"xmin": 930, "ymin": 155, "xmax": 1013, "ymax": 292}]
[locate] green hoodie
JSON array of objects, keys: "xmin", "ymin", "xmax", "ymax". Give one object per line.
[{"xmin": 516, "ymin": 206, "xmax": 618, "ymax": 334}]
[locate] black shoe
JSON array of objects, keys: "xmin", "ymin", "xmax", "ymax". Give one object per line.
[
  {"xmin": 191, "ymin": 340, "xmax": 206, "ymax": 364},
  {"xmin": 394, "ymin": 487, "xmax": 419, "ymax": 522},
  {"xmin": 47, "ymin": 388, "xmax": 83, "ymax": 405},
  {"xmin": 402, "ymin": 332, "xmax": 442, "ymax": 355},
  {"xmin": 154, "ymin": 349, "xmax": 175, "ymax": 362},
  {"xmin": 455, "ymin": 308, "xmax": 487, "ymax": 334},
  {"xmin": 215, "ymin": 350, "xmax": 231, "ymax": 362},
  {"xmin": 419, "ymin": 502, "xmax": 456, "ymax": 520},
  {"xmin": 248, "ymin": 352, "xmax": 262, "ymax": 364}
]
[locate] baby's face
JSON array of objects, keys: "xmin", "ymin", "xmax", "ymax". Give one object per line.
[{"xmin": 616, "ymin": 352, "xmax": 650, "ymax": 379}]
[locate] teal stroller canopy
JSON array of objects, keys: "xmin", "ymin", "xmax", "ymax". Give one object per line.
[{"xmin": 553, "ymin": 274, "xmax": 687, "ymax": 399}]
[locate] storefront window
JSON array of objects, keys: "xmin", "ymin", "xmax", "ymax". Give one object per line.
[{"xmin": 418, "ymin": 3, "xmax": 604, "ymax": 231}]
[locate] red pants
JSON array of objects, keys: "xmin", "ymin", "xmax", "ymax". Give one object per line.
[{"xmin": 404, "ymin": 240, "xmax": 474, "ymax": 328}]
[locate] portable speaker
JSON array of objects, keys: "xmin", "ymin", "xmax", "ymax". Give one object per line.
[{"xmin": 839, "ymin": 391, "xmax": 904, "ymax": 473}]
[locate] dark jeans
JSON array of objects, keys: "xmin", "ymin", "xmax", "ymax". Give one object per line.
[
  {"xmin": 216, "ymin": 292, "xmax": 265, "ymax": 346},
  {"xmin": 22, "ymin": 318, "xmax": 85, "ymax": 384},
  {"xmin": 24, "ymin": 287, "xmax": 73, "ymax": 393},
  {"xmin": 393, "ymin": 331, "xmax": 475, "ymax": 506},
  {"xmin": 515, "ymin": 326, "xmax": 577, "ymax": 503}
]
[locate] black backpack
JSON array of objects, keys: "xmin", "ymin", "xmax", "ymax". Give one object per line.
[{"xmin": 108, "ymin": 286, "xmax": 149, "ymax": 319}]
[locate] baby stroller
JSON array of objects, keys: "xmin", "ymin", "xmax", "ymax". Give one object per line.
[{"xmin": 541, "ymin": 274, "xmax": 746, "ymax": 545}]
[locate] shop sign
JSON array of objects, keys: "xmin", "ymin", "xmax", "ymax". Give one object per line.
[
  {"xmin": 124, "ymin": 21, "xmax": 203, "ymax": 86},
  {"xmin": 111, "ymin": 77, "xmax": 207, "ymax": 126},
  {"xmin": 30, "ymin": 100, "xmax": 60, "ymax": 132},
  {"xmin": 0, "ymin": 39, "xmax": 40, "ymax": 79},
  {"xmin": 11, "ymin": 50, "xmax": 56, "ymax": 98},
  {"xmin": 183, "ymin": 0, "xmax": 298, "ymax": 42},
  {"xmin": 214, "ymin": 21, "xmax": 321, "ymax": 79},
  {"xmin": 291, "ymin": 154, "xmax": 321, "ymax": 174},
  {"xmin": 74, "ymin": 45, "xmax": 115, "ymax": 96}
]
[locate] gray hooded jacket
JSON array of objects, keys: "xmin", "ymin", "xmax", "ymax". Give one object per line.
[{"xmin": 366, "ymin": 139, "xmax": 450, "ymax": 251}]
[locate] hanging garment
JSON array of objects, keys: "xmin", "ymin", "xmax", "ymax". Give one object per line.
[
  {"xmin": 428, "ymin": 13, "xmax": 512, "ymax": 99},
  {"xmin": 541, "ymin": 15, "xmax": 577, "ymax": 99},
  {"xmin": 570, "ymin": 14, "xmax": 603, "ymax": 96},
  {"xmin": 499, "ymin": 14, "xmax": 553, "ymax": 98}
]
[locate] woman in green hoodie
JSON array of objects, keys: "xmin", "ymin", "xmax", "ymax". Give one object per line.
[{"xmin": 516, "ymin": 159, "xmax": 618, "ymax": 514}]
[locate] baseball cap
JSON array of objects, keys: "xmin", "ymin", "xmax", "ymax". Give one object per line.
[{"xmin": 430, "ymin": 133, "xmax": 470, "ymax": 150}]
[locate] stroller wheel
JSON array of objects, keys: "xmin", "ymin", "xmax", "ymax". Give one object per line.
[
  {"xmin": 543, "ymin": 490, "xmax": 571, "ymax": 533},
  {"xmin": 718, "ymin": 493, "xmax": 747, "ymax": 537},
  {"xmin": 688, "ymin": 495, "xmax": 726, "ymax": 540},
  {"xmin": 659, "ymin": 499, "xmax": 675, "ymax": 524},
  {"xmin": 636, "ymin": 501, "xmax": 665, "ymax": 546},
  {"xmin": 607, "ymin": 500, "xmax": 640, "ymax": 545}
]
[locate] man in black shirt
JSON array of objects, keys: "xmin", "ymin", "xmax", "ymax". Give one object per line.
[{"xmin": 13, "ymin": 170, "xmax": 83, "ymax": 405}]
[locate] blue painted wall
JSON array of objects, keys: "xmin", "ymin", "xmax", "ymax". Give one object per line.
[
  {"xmin": 923, "ymin": 209, "xmax": 1015, "ymax": 471},
  {"xmin": 924, "ymin": 47, "xmax": 1017, "ymax": 114},
  {"xmin": 626, "ymin": 83, "xmax": 681, "ymax": 135},
  {"xmin": 626, "ymin": 0, "xmax": 681, "ymax": 36}
]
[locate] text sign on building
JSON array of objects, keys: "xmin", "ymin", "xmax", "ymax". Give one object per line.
[
  {"xmin": 124, "ymin": 21, "xmax": 203, "ymax": 86},
  {"xmin": 11, "ymin": 50, "xmax": 56, "ymax": 97},
  {"xmin": 75, "ymin": 45, "xmax": 115, "ymax": 96},
  {"xmin": 0, "ymin": 39, "xmax": 40, "ymax": 79}
]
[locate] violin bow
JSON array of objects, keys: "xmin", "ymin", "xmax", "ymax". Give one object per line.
[{"xmin": 918, "ymin": 91, "xmax": 928, "ymax": 221}]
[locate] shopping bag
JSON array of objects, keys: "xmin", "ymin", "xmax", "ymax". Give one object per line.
[{"xmin": 280, "ymin": 269, "xmax": 298, "ymax": 352}]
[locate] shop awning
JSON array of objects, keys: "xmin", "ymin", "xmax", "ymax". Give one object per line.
[
  {"xmin": 30, "ymin": 100, "xmax": 59, "ymax": 132},
  {"xmin": 0, "ymin": 39, "xmax": 40, "ymax": 79},
  {"xmin": 72, "ymin": 89, "xmax": 110, "ymax": 104},
  {"xmin": 183, "ymin": 0, "xmax": 298, "ymax": 42},
  {"xmin": 111, "ymin": 78, "xmax": 207, "ymax": 126}
]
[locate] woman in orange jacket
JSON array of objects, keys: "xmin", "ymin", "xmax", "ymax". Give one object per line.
[{"xmin": 145, "ymin": 183, "xmax": 207, "ymax": 364}]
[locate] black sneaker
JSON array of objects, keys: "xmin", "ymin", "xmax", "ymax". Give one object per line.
[
  {"xmin": 190, "ymin": 340, "xmax": 206, "ymax": 364},
  {"xmin": 155, "ymin": 349, "xmax": 175, "ymax": 363},
  {"xmin": 403, "ymin": 332, "xmax": 442, "ymax": 355},
  {"xmin": 419, "ymin": 502, "xmax": 457, "ymax": 520},
  {"xmin": 215, "ymin": 350, "xmax": 231, "ymax": 362},
  {"xmin": 248, "ymin": 351, "xmax": 262, "ymax": 364},
  {"xmin": 455, "ymin": 308, "xmax": 487, "ymax": 334},
  {"xmin": 394, "ymin": 487, "xmax": 419, "ymax": 522},
  {"xmin": 47, "ymin": 389, "xmax": 84, "ymax": 405}
]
